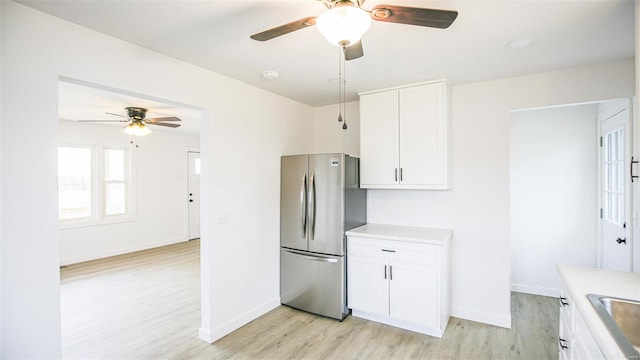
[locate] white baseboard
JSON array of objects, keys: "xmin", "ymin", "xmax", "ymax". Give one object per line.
[
  {"xmin": 451, "ymin": 305, "xmax": 511, "ymax": 329},
  {"xmin": 59, "ymin": 237, "xmax": 189, "ymax": 266},
  {"xmin": 352, "ymin": 310, "xmax": 445, "ymax": 338},
  {"xmin": 511, "ymin": 283, "xmax": 560, "ymax": 298},
  {"xmin": 198, "ymin": 298, "xmax": 281, "ymax": 344}
]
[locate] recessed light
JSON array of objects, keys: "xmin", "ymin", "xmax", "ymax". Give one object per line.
[
  {"xmin": 506, "ymin": 38, "xmax": 535, "ymax": 49},
  {"xmin": 261, "ymin": 70, "xmax": 279, "ymax": 80}
]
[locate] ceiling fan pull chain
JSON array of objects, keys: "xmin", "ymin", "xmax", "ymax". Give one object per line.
[
  {"xmin": 342, "ymin": 47, "xmax": 347, "ymax": 130},
  {"xmin": 337, "ymin": 46, "xmax": 343, "ymax": 123}
]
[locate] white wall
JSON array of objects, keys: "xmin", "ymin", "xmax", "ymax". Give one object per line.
[
  {"xmin": 312, "ymin": 101, "xmax": 360, "ymax": 156},
  {"xmin": 0, "ymin": 2, "xmax": 313, "ymax": 357},
  {"xmin": 58, "ymin": 120, "xmax": 200, "ymax": 265},
  {"xmin": 315, "ymin": 60, "xmax": 635, "ymax": 328},
  {"xmin": 510, "ymin": 104, "xmax": 599, "ymax": 297}
]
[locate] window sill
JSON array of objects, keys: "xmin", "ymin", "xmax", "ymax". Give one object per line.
[{"xmin": 59, "ymin": 214, "xmax": 136, "ymax": 230}]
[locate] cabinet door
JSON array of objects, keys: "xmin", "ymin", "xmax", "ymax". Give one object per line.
[
  {"xmin": 359, "ymin": 90, "xmax": 399, "ymax": 187},
  {"xmin": 347, "ymin": 254, "xmax": 389, "ymax": 316},
  {"xmin": 399, "ymin": 83, "xmax": 447, "ymax": 188},
  {"xmin": 389, "ymin": 261, "xmax": 437, "ymax": 328}
]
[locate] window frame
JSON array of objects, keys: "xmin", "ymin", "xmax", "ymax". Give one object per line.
[{"xmin": 58, "ymin": 143, "xmax": 135, "ymax": 229}]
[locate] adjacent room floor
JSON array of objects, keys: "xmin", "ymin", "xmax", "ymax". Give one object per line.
[{"xmin": 60, "ymin": 240, "xmax": 559, "ymax": 359}]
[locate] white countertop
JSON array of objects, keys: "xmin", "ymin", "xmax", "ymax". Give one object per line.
[
  {"xmin": 345, "ymin": 223, "xmax": 453, "ymax": 245},
  {"xmin": 557, "ymin": 265, "xmax": 640, "ymax": 359}
]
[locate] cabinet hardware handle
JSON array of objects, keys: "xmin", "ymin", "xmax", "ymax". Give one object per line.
[
  {"xmin": 400, "ymin": 168, "xmax": 403, "ymax": 181},
  {"xmin": 309, "ymin": 172, "xmax": 316, "ymax": 241},
  {"xmin": 559, "ymin": 338, "xmax": 568, "ymax": 350},
  {"xmin": 632, "ymin": 156, "xmax": 639, "ymax": 182},
  {"xmin": 616, "ymin": 237, "xmax": 627, "ymax": 245},
  {"xmin": 559, "ymin": 297, "xmax": 569, "ymax": 307},
  {"xmin": 390, "ymin": 265, "xmax": 393, "ymax": 280},
  {"xmin": 384, "ymin": 265, "xmax": 387, "ymax": 279},
  {"xmin": 381, "ymin": 249, "xmax": 396, "ymax": 253},
  {"xmin": 394, "ymin": 168, "xmax": 398, "ymax": 182},
  {"xmin": 301, "ymin": 172, "xmax": 307, "ymax": 239}
]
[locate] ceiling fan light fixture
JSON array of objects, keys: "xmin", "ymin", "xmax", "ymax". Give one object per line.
[
  {"xmin": 123, "ymin": 121, "xmax": 152, "ymax": 136},
  {"xmin": 316, "ymin": 5, "xmax": 371, "ymax": 47}
]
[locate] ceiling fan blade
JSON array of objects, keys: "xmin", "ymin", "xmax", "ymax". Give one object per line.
[
  {"xmin": 78, "ymin": 119, "xmax": 129, "ymax": 123},
  {"xmin": 149, "ymin": 122, "xmax": 180, "ymax": 128},
  {"xmin": 105, "ymin": 112, "xmax": 129, "ymax": 118},
  {"xmin": 147, "ymin": 122, "xmax": 181, "ymax": 128},
  {"xmin": 250, "ymin": 16, "xmax": 317, "ymax": 41},
  {"xmin": 145, "ymin": 116, "xmax": 181, "ymax": 123},
  {"xmin": 344, "ymin": 40, "xmax": 364, "ymax": 61},
  {"xmin": 371, "ymin": 5, "xmax": 458, "ymax": 29}
]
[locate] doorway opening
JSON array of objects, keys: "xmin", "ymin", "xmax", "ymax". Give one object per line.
[
  {"xmin": 509, "ymin": 98, "xmax": 635, "ymax": 297},
  {"xmin": 57, "ymin": 77, "xmax": 206, "ymax": 357}
]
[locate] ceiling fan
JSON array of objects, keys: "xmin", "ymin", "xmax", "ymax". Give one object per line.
[
  {"xmin": 250, "ymin": 0, "xmax": 458, "ymax": 60},
  {"xmin": 79, "ymin": 107, "xmax": 181, "ymax": 136}
]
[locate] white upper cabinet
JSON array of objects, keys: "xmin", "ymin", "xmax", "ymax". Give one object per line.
[{"xmin": 359, "ymin": 80, "xmax": 450, "ymax": 190}]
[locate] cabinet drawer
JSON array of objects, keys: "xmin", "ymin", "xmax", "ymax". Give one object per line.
[
  {"xmin": 348, "ymin": 236, "xmax": 437, "ymax": 264},
  {"xmin": 559, "ymin": 285, "xmax": 573, "ymax": 332},
  {"xmin": 559, "ymin": 313, "xmax": 572, "ymax": 358}
]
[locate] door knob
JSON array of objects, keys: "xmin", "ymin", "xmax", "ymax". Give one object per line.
[
  {"xmin": 616, "ymin": 237, "xmax": 627, "ymax": 244},
  {"xmin": 189, "ymin": 199, "xmax": 194, "ymax": 203}
]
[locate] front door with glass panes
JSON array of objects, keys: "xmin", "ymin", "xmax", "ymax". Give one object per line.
[
  {"xmin": 188, "ymin": 151, "xmax": 200, "ymax": 240},
  {"xmin": 599, "ymin": 99, "xmax": 632, "ymax": 272}
]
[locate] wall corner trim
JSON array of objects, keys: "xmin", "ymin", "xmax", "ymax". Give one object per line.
[
  {"xmin": 198, "ymin": 298, "xmax": 281, "ymax": 344},
  {"xmin": 451, "ymin": 306, "xmax": 512, "ymax": 329}
]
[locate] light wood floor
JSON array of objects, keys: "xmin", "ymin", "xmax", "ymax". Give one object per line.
[{"xmin": 61, "ymin": 240, "xmax": 559, "ymax": 359}]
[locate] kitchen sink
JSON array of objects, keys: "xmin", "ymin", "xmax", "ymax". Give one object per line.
[{"xmin": 587, "ymin": 294, "xmax": 640, "ymax": 359}]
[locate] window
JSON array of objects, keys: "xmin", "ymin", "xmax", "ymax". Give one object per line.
[
  {"xmin": 104, "ymin": 148, "xmax": 128, "ymax": 216},
  {"xmin": 603, "ymin": 127, "xmax": 624, "ymax": 225},
  {"xmin": 194, "ymin": 157, "xmax": 201, "ymax": 175},
  {"xmin": 58, "ymin": 145, "xmax": 133, "ymax": 227},
  {"xmin": 58, "ymin": 146, "xmax": 93, "ymax": 220}
]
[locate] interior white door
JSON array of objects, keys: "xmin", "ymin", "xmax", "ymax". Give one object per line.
[
  {"xmin": 599, "ymin": 100, "xmax": 632, "ymax": 271},
  {"xmin": 188, "ymin": 151, "xmax": 201, "ymax": 240}
]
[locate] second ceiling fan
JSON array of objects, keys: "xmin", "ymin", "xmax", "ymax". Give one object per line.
[
  {"xmin": 79, "ymin": 107, "xmax": 181, "ymax": 136},
  {"xmin": 250, "ymin": 0, "xmax": 458, "ymax": 60}
]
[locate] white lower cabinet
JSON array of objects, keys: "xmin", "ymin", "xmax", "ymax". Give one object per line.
[
  {"xmin": 346, "ymin": 225, "xmax": 451, "ymax": 337},
  {"xmin": 558, "ymin": 283, "xmax": 604, "ymax": 359}
]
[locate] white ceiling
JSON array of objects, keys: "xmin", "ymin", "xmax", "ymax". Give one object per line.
[{"xmin": 19, "ymin": 0, "xmax": 635, "ymax": 114}]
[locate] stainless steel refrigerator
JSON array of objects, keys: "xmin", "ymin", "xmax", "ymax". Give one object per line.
[{"xmin": 280, "ymin": 153, "xmax": 366, "ymax": 320}]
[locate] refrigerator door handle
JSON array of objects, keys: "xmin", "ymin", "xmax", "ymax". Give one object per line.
[
  {"xmin": 309, "ymin": 171, "xmax": 316, "ymax": 240},
  {"xmin": 283, "ymin": 249, "xmax": 338, "ymax": 263},
  {"xmin": 300, "ymin": 172, "xmax": 307, "ymax": 239}
]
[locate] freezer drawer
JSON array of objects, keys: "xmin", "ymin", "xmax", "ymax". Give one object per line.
[{"xmin": 280, "ymin": 248, "xmax": 348, "ymax": 320}]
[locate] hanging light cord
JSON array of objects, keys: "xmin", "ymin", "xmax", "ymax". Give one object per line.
[
  {"xmin": 337, "ymin": 46, "xmax": 343, "ymax": 124},
  {"xmin": 337, "ymin": 46, "xmax": 348, "ymax": 130}
]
